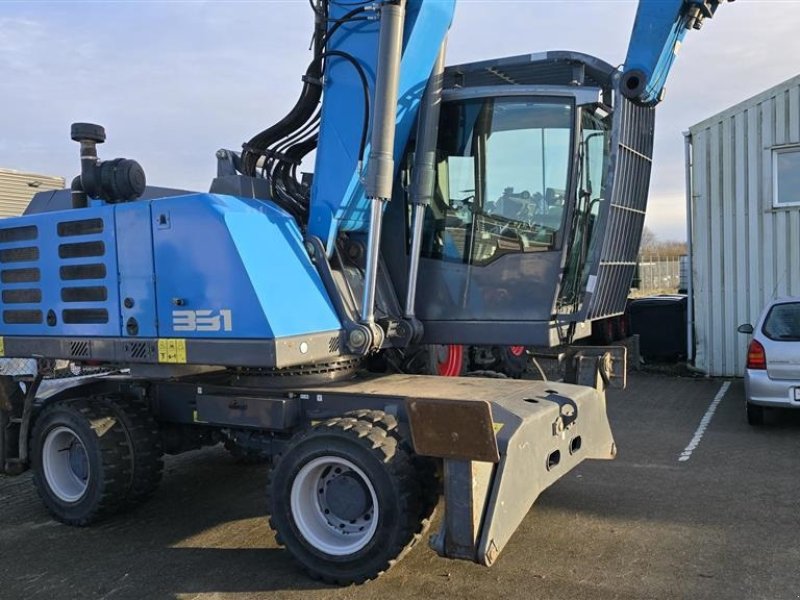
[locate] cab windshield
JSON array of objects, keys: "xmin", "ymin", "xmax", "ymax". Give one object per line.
[{"xmin": 421, "ymin": 96, "xmax": 574, "ymax": 265}]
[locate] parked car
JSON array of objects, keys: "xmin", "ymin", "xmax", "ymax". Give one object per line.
[{"xmin": 738, "ymin": 298, "xmax": 800, "ymax": 425}]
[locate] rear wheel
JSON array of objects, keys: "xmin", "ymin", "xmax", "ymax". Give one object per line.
[
  {"xmin": 427, "ymin": 344, "xmax": 464, "ymax": 377},
  {"xmin": 31, "ymin": 399, "xmax": 133, "ymax": 525},
  {"xmin": 498, "ymin": 345, "xmax": 529, "ymax": 378},
  {"xmin": 746, "ymin": 402, "xmax": 765, "ymax": 426},
  {"xmin": 614, "ymin": 315, "xmax": 630, "ymax": 340},
  {"xmin": 267, "ymin": 417, "xmax": 424, "ymax": 584},
  {"xmin": 594, "ymin": 319, "xmax": 616, "ymax": 344},
  {"xmin": 103, "ymin": 395, "xmax": 164, "ymax": 506}
]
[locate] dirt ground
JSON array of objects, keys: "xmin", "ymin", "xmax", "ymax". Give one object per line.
[{"xmin": 2, "ymin": 372, "xmax": 799, "ymax": 600}]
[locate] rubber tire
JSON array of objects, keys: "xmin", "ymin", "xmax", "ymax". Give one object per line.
[
  {"xmin": 614, "ymin": 315, "xmax": 631, "ymax": 341},
  {"xmin": 594, "ymin": 319, "xmax": 616, "ymax": 345},
  {"xmin": 267, "ymin": 417, "xmax": 423, "ymax": 584},
  {"xmin": 497, "ymin": 346, "xmax": 529, "ymax": 378},
  {"xmin": 103, "ymin": 395, "xmax": 164, "ymax": 506},
  {"xmin": 746, "ymin": 402, "xmax": 765, "ymax": 426},
  {"xmin": 344, "ymin": 409, "xmax": 440, "ymax": 527},
  {"xmin": 30, "ymin": 399, "xmax": 133, "ymax": 526}
]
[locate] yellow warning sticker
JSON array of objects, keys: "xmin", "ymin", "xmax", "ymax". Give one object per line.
[
  {"xmin": 157, "ymin": 338, "xmax": 187, "ymax": 364},
  {"xmin": 492, "ymin": 422, "xmax": 504, "ymax": 434},
  {"xmin": 0, "ymin": 337, "xmax": 5, "ymax": 357}
]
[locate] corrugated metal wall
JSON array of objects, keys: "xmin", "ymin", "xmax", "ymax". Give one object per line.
[
  {"xmin": 690, "ymin": 74, "xmax": 800, "ymax": 376},
  {"xmin": 0, "ymin": 169, "xmax": 64, "ymax": 217}
]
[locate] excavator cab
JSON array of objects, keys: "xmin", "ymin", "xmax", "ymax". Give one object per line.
[{"xmin": 385, "ymin": 52, "xmax": 655, "ymax": 347}]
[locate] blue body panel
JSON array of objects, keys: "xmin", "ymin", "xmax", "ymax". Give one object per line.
[
  {"xmin": 308, "ymin": 0, "xmax": 456, "ymax": 253},
  {"xmin": 151, "ymin": 194, "xmax": 340, "ymax": 339},
  {"xmin": 0, "ymin": 194, "xmax": 341, "ymax": 342},
  {"xmin": 116, "ymin": 202, "xmax": 158, "ymax": 338}
]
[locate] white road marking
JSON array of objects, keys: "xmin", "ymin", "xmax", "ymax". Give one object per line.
[{"xmin": 678, "ymin": 381, "xmax": 731, "ymax": 462}]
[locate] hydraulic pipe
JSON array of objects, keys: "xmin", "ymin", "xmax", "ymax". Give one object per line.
[
  {"xmin": 361, "ymin": 0, "xmax": 407, "ymax": 325},
  {"xmin": 404, "ymin": 41, "xmax": 447, "ymax": 320}
]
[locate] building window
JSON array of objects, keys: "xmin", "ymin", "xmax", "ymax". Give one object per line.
[{"xmin": 772, "ymin": 146, "xmax": 800, "ymax": 208}]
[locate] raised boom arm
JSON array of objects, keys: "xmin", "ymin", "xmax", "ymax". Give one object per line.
[{"xmin": 622, "ymin": 0, "xmax": 731, "ymax": 105}]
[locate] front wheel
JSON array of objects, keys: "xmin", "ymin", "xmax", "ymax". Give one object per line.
[{"xmin": 267, "ymin": 417, "xmax": 424, "ymax": 584}]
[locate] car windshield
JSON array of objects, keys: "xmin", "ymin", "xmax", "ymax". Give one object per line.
[{"xmin": 762, "ymin": 302, "xmax": 800, "ymax": 341}]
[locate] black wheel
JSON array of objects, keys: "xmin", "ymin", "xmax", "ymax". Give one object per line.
[
  {"xmin": 593, "ymin": 318, "xmax": 615, "ymax": 344},
  {"xmin": 497, "ymin": 346, "xmax": 529, "ymax": 378},
  {"xmin": 103, "ymin": 395, "xmax": 164, "ymax": 505},
  {"xmin": 267, "ymin": 416, "xmax": 424, "ymax": 584},
  {"xmin": 344, "ymin": 409, "xmax": 439, "ymax": 526},
  {"xmin": 426, "ymin": 344, "xmax": 465, "ymax": 377},
  {"xmin": 614, "ymin": 315, "xmax": 631, "ymax": 341},
  {"xmin": 746, "ymin": 402, "xmax": 765, "ymax": 426},
  {"xmin": 30, "ymin": 399, "xmax": 133, "ymax": 525}
]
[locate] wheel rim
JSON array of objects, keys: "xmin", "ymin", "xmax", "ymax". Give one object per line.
[
  {"xmin": 435, "ymin": 344, "xmax": 463, "ymax": 377},
  {"xmin": 290, "ymin": 456, "xmax": 379, "ymax": 556},
  {"xmin": 42, "ymin": 426, "xmax": 89, "ymax": 503}
]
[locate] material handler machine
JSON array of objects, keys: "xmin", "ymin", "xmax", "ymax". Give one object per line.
[{"xmin": 0, "ymin": 0, "xmax": 729, "ymax": 583}]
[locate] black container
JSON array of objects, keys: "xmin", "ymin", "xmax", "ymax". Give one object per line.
[{"xmin": 627, "ymin": 295, "xmax": 687, "ymax": 361}]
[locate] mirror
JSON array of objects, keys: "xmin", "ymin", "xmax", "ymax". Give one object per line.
[{"xmin": 737, "ymin": 323, "xmax": 754, "ymax": 334}]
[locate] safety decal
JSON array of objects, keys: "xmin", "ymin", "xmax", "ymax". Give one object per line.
[{"xmin": 157, "ymin": 338, "xmax": 187, "ymax": 364}]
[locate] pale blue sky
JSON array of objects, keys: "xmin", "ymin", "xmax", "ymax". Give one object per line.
[{"xmin": 1, "ymin": 0, "xmax": 798, "ymax": 240}]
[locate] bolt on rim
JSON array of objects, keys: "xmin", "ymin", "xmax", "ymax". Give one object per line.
[
  {"xmin": 42, "ymin": 426, "xmax": 90, "ymax": 502},
  {"xmin": 290, "ymin": 456, "xmax": 379, "ymax": 556}
]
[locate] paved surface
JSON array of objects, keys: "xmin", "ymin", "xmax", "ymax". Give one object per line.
[{"xmin": 1, "ymin": 372, "xmax": 799, "ymax": 600}]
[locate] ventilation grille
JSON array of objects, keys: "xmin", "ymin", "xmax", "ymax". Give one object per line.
[
  {"xmin": 329, "ymin": 336, "xmax": 340, "ymax": 353},
  {"xmin": 586, "ymin": 97, "xmax": 656, "ymax": 320},
  {"xmin": 3, "ymin": 289, "xmax": 41, "ymax": 304},
  {"xmin": 59, "ymin": 264, "xmax": 107, "ymax": 281},
  {"xmin": 58, "ymin": 219, "xmax": 104, "ymax": 237},
  {"xmin": 63, "ymin": 309, "xmax": 108, "ymax": 325},
  {"xmin": 0, "ymin": 225, "xmax": 37, "ymax": 243},
  {"xmin": 0, "ymin": 247, "xmax": 39, "ymax": 263},
  {"xmin": 0, "ymin": 223, "xmax": 41, "ymax": 328},
  {"xmin": 61, "ymin": 286, "xmax": 108, "ymax": 303},
  {"xmin": 124, "ymin": 341, "xmax": 156, "ymax": 360},
  {"xmin": 0, "ymin": 215, "xmax": 115, "ymax": 333},
  {"xmin": 59, "ymin": 241, "xmax": 105, "ymax": 259},
  {"xmin": 3, "ymin": 310, "xmax": 42, "ymax": 324},
  {"xmin": 69, "ymin": 341, "xmax": 91, "ymax": 358},
  {"xmin": 1, "ymin": 268, "xmax": 40, "ymax": 283}
]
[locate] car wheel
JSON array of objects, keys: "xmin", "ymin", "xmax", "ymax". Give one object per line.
[{"xmin": 746, "ymin": 402, "xmax": 765, "ymax": 426}]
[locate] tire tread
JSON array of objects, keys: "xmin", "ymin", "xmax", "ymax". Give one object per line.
[
  {"xmin": 31, "ymin": 399, "xmax": 133, "ymax": 526},
  {"xmin": 267, "ymin": 415, "xmax": 426, "ymax": 585}
]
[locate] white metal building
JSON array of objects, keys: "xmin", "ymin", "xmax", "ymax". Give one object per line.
[
  {"xmin": 688, "ymin": 74, "xmax": 800, "ymax": 376},
  {"xmin": 0, "ymin": 168, "xmax": 65, "ymax": 217}
]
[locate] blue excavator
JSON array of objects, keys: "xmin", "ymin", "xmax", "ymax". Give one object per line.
[{"xmin": 0, "ymin": 0, "xmax": 728, "ymax": 584}]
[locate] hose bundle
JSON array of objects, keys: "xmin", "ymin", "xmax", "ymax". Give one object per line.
[{"xmin": 241, "ymin": 0, "xmax": 373, "ymax": 226}]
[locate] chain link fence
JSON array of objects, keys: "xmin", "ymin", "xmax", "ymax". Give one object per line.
[{"xmin": 635, "ymin": 255, "xmax": 683, "ymax": 295}]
